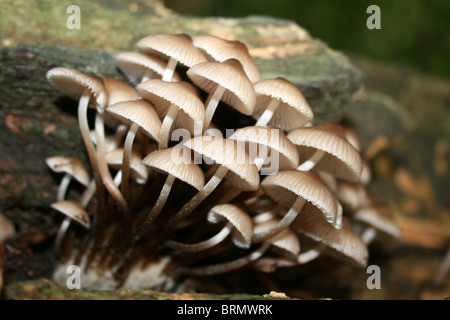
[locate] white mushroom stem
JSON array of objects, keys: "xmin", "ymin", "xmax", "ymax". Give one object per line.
[
  {"xmin": 297, "ymin": 150, "xmax": 326, "ymax": 171},
  {"xmin": 162, "ymin": 57, "xmax": 178, "ymax": 82},
  {"xmin": 77, "ymin": 89, "xmax": 104, "ymax": 215},
  {"xmin": 121, "ymin": 122, "xmax": 139, "ymax": 198},
  {"xmin": 165, "ymin": 222, "xmax": 233, "ymax": 252},
  {"xmin": 360, "ymin": 226, "xmax": 378, "ymax": 245},
  {"xmin": 204, "ymin": 85, "xmax": 226, "ymax": 128},
  {"xmin": 253, "ymin": 197, "xmax": 307, "ymax": 243},
  {"xmin": 255, "ymin": 98, "xmax": 281, "ymax": 127},
  {"xmin": 56, "ymin": 173, "xmax": 72, "ymax": 202},
  {"xmin": 95, "ymin": 112, "xmax": 129, "ymax": 214},
  {"xmin": 159, "ymin": 104, "xmax": 179, "ymax": 149},
  {"xmin": 168, "ymin": 165, "xmax": 229, "ymax": 228},
  {"xmin": 178, "ymin": 242, "xmax": 271, "ymax": 276},
  {"xmin": 144, "ymin": 174, "xmax": 176, "ymax": 227}
]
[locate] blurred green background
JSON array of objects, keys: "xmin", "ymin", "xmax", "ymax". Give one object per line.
[{"xmin": 164, "ymin": 0, "xmax": 450, "ymax": 80}]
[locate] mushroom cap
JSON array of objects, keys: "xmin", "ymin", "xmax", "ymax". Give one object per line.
[
  {"xmin": 106, "ymin": 99, "xmax": 161, "ymax": 142},
  {"xmin": 46, "ymin": 67, "xmax": 107, "ymax": 109},
  {"xmin": 137, "ymin": 79, "xmax": 205, "ymax": 136},
  {"xmin": 141, "ymin": 147, "xmax": 205, "ymax": 191},
  {"xmin": 183, "ymin": 136, "xmax": 260, "ymax": 191},
  {"xmin": 292, "ymin": 214, "xmax": 369, "ymax": 268},
  {"xmin": 106, "ymin": 148, "xmax": 148, "ymax": 183},
  {"xmin": 261, "ymin": 170, "xmax": 338, "ymax": 224},
  {"xmin": 136, "ymin": 33, "xmax": 207, "ymax": 68},
  {"xmin": 353, "ymin": 204, "xmax": 402, "ymax": 240},
  {"xmin": 192, "ymin": 35, "xmax": 261, "ymax": 83},
  {"xmin": 186, "ymin": 59, "xmax": 256, "ymax": 116},
  {"xmin": 0, "ymin": 213, "xmax": 15, "ymax": 243},
  {"xmin": 46, "ymin": 156, "xmax": 90, "ymax": 187},
  {"xmin": 115, "ymin": 52, "xmax": 181, "ymax": 83},
  {"xmin": 253, "ymin": 218, "xmax": 300, "ymax": 255},
  {"xmin": 51, "ymin": 200, "xmax": 90, "ymax": 229},
  {"xmin": 104, "ymin": 77, "xmax": 140, "ymax": 107},
  {"xmin": 252, "ymin": 77, "xmax": 313, "ymax": 130},
  {"xmin": 207, "ymin": 203, "xmax": 253, "ymax": 249},
  {"xmin": 229, "ymin": 126, "xmax": 299, "ymax": 174},
  {"xmin": 336, "ymin": 181, "xmax": 373, "ymax": 213},
  {"xmin": 287, "ymin": 123, "xmax": 363, "ymax": 182}
]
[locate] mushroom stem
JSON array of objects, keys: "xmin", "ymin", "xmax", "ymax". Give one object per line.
[
  {"xmin": 159, "ymin": 104, "xmax": 180, "ymax": 149},
  {"xmin": 144, "ymin": 174, "xmax": 176, "ymax": 228},
  {"xmin": 255, "ymin": 98, "xmax": 281, "ymax": 127},
  {"xmin": 253, "ymin": 197, "xmax": 306, "ymax": 243},
  {"xmin": 57, "ymin": 173, "xmax": 72, "ymax": 202},
  {"xmin": 360, "ymin": 226, "xmax": 377, "ymax": 244},
  {"xmin": 204, "ymin": 85, "xmax": 226, "ymax": 128},
  {"xmin": 168, "ymin": 165, "xmax": 229, "ymax": 228},
  {"xmin": 166, "ymin": 222, "xmax": 233, "ymax": 252},
  {"xmin": 77, "ymin": 89, "xmax": 104, "ymax": 216},
  {"xmin": 95, "ymin": 112, "xmax": 129, "ymax": 214},
  {"xmin": 141, "ymin": 69, "xmax": 154, "ymax": 82},
  {"xmin": 297, "ymin": 149, "xmax": 326, "ymax": 171},
  {"xmin": 121, "ymin": 122, "xmax": 139, "ymax": 198},
  {"xmin": 178, "ymin": 242, "xmax": 270, "ymax": 276},
  {"xmin": 162, "ymin": 57, "xmax": 178, "ymax": 82}
]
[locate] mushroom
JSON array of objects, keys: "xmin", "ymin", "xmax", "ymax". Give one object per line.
[
  {"xmin": 291, "ymin": 213, "xmax": 369, "ymax": 268},
  {"xmin": 0, "ymin": 213, "xmax": 15, "ymax": 243},
  {"xmin": 176, "ymin": 215, "xmax": 299, "ymax": 276},
  {"xmin": 219, "ymin": 125, "xmax": 299, "ymax": 203},
  {"xmin": 136, "ymin": 33, "xmax": 207, "ymax": 82},
  {"xmin": 46, "ymin": 156, "xmax": 90, "ymax": 202},
  {"xmin": 166, "ymin": 203, "xmax": 253, "ymax": 252},
  {"xmin": 287, "ymin": 122, "xmax": 363, "ymax": 182},
  {"xmin": 352, "ymin": 204, "xmax": 401, "ymax": 245},
  {"xmin": 192, "ymin": 35, "xmax": 261, "ymax": 83},
  {"xmin": 336, "ymin": 180, "xmax": 373, "ymax": 213},
  {"xmin": 252, "ymin": 77, "xmax": 313, "ymax": 130},
  {"xmin": 186, "ymin": 58, "xmax": 256, "ymax": 128},
  {"xmin": 140, "ymin": 147, "xmax": 205, "ymax": 227},
  {"xmin": 254, "ymin": 169, "xmax": 340, "ymax": 243},
  {"xmin": 137, "ymin": 79, "xmax": 205, "ymax": 149},
  {"xmin": 115, "ymin": 52, "xmax": 181, "ymax": 84},
  {"xmin": 106, "ymin": 148, "xmax": 149, "ymax": 186},
  {"xmin": 167, "ymin": 136, "xmax": 260, "ymax": 228},
  {"xmin": 46, "ymin": 67, "xmax": 108, "ymax": 214},
  {"xmin": 106, "ymin": 99, "xmax": 161, "ymax": 198},
  {"xmin": 229, "ymin": 125, "xmax": 299, "ymax": 174}
]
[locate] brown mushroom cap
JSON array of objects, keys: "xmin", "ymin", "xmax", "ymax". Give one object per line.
[
  {"xmin": 353, "ymin": 204, "xmax": 402, "ymax": 240},
  {"xmin": 253, "ymin": 218, "xmax": 300, "ymax": 255},
  {"xmin": 207, "ymin": 204, "xmax": 253, "ymax": 249},
  {"xmin": 292, "ymin": 214, "xmax": 369, "ymax": 268},
  {"xmin": 287, "ymin": 122, "xmax": 363, "ymax": 182},
  {"xmin": 252, "ymin": 77, "xmax": 313, "ymax": 130},
  {"xmin": 136, "ymin": 33, "xmax": 207, "ymax": 68},
  {"xmin": 229, "ymin": 125, "xmax": 299, "ymax": 174},
  {"xmin": 46, "ymin": 67, "xmax": 107, "ymax": 109},
  {"xmin": 106, "ymin": 148, "xmax": 148, "ymax": 183},
  {"xmin": 186, "ymin": 59, "xmax": 256, "ymax": 116},
  {"xmin": 192, "ymin": 35, "xmax": 261, "ymax": 83},
  {"xmin": 51, "ymin": 200, "xmax": 90, "ymax": 229},
  {"xmin": 46, "ymin": 156, "xmax": 90, "ymax": 187},
  {"xmin": 142, "ymin": 147, "xmax": 205, "ymax": 191},
  {"xmin": 106, "ymin": 99, "xmax": 161, "ymax": 143},
  {"xmin": 115, "ymin": 52, "xmax": 181, "ymax": 83},
  {"xmin": 137, "ymin": 79, "xmax": 205, "ymax": 137},
  {"xmin": 184, "ymin": 136, "xmax": 260, "ymax": 191},
  {"xmin": 261, "ymin": 170, "xmax": 339, "ymax": 224}
]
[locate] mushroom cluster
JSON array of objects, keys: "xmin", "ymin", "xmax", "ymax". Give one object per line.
[{"xmin": 45, "ymin": 33, "xmax": 399, "ymax": 291}]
